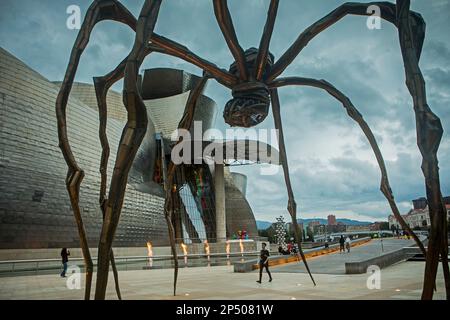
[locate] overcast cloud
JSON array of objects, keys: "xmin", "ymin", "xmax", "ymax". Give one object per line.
[{"xmin": 0, "ymin": 0, "xmax": 449, "ymax": 223}]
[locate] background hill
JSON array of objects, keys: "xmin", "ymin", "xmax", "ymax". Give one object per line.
[{"xmin": 256, "ymin": 218, "xmax": 372, "ymax": 230}]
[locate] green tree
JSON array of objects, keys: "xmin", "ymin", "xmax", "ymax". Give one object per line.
[
  {"xmin": 285, "ymin": 222, "xmax": 303, "ymax": 243},
  {"xmin": 265, "ymin": 225, "xmax": 276, "ymax": 243},
  {"xmin": 258, "ymin": 229, "xmax": 269, "ymax": 239},
  {"xmin": 306, "ymin": 228, "xmax": 314, "ymax": 242},
  {"xmin": 258, "ymin": 224, "xmax": 276, "ymax": 243},
  {"xmin": 379, "ymin": 222, "xmax": 390, "ymax": 230}
]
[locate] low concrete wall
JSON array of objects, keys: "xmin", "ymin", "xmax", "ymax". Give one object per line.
[
  {"xmin": 234, "ymin": 237, "xmax": 371, "ymax": 273},
  {"xmin": 345, "ymin": 247, "xmax": 422, "ymax": 274},
  {"xmin": 301, "ymin": 241, "xmax": 338, "ymax": 249}
]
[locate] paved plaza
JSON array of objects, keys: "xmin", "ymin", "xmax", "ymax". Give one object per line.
[
  {"xmin": 0, "ymin": 239, "xmax": 444, "ymax": 300},
  {"xmin": 273, "ymin": 238, "xmax": 416, "ymax": 274},
  {"xmin": 0, "ymin": 259, "xmax": 445, "ymax": 300}
]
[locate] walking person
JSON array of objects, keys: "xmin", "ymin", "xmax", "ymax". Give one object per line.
[
  {"xmin": 60, "ymin": 248, "xmax": 70, "ymax": 277},
  {"xmin": 256, "ymin": 243, "xmax": 272, "ymax": 283},
  {"xmin": 339, "ymin": 235, "xmax": 345, "ymax": 253},
  {"xmin": 345, "ymin": 236, "xmax": 351, "ymax": 253}
]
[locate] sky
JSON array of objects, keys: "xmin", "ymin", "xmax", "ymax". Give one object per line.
[{"xmin": 0, "ymin": 0, "xmax": 449, "ymax": 223}]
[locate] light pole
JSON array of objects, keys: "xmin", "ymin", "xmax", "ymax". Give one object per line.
[{"xmin": 379, "ymin": 227, "xmax": 384, "ymax": 252}]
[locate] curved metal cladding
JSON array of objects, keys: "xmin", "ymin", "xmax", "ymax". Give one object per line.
[
  {"xmin": 230, "ymin": 172, "xmax": 247, "ymax": 197},
  {"xmin": 224, "ymin": 169, "xmax": 258, "ymax": 238},
  {"xmin": 131, "ymin": 68, "xmax": 218, "ymax": 200},
  {"xmin": 138, "ymin": 68, "xmax": 219, "ymax": 243},
  {"xmin": 0, "ymin": 48, "xmax": 168, "ymax": 249},
  {"xmin": 141, "ymin": 68, "xmax": 217, "ymax": 140},
  {"xmin": 53, "ymin": 81, "xmax": 127, "ymax": 121}
]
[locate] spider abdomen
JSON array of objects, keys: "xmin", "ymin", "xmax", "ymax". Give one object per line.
[
  {"xmin": 224, "ymin": 48, "xmax": 274, "ymax": 128},
  {"xmin": 224, "ymin": 81, "xmax": 270, "ymax": 128}
]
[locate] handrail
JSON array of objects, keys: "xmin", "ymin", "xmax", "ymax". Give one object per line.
[
  {"xmin": 173, "ymin": 237, "xmax": 268, "ymax": 242},
  {"xmin": 0, "ymin": 251, "xmax": 264, "ymax": 265}
]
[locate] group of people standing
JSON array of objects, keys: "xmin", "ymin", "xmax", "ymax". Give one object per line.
[
  {"xmin": 277, "ymin": 241, "xmax": 298, "ymax": 255},
  {"xmin": 339, "ymin": 235, "xmax": 352, "ymax": 253},
  {"xmin": 394, "ymin": 228, "xmax": 411, "ymax": 239}
]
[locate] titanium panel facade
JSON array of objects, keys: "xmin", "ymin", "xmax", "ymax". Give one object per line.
[
  {"xmin": 0, "ymin": 48, "xmax": 167, "ymax": 248},
  {"xmin": 0, "ymin": 48, "xmax": 259, "ymax": 248}
]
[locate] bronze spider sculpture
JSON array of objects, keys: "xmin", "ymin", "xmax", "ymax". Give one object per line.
[{"xmin": 56, "ymin": 0, "xmax": 448, "ymax": 300}]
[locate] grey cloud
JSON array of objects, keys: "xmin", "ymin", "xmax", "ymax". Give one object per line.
[
  {"xmin": 0, "ymin": 0, "xmax": 449, "ymax": 223},
  {"xmin": 424, "ymin": 68, "xmax": 450, "ymax": 92},
  {"xmin": 423, "ymin": 40, "xmax": 450, "ymax": 67}
]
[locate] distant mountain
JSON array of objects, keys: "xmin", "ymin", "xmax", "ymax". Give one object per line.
[
  {"xmin": 256, "ymin": 218, "xmax": 372, "ymax": 230},
  {"xmin": 256, "ymin": 220, "xmax": 273, "ymax": 230},
  {"xmin": 333, "ymin": 218, "xmax": 372, "ymax": 226}
]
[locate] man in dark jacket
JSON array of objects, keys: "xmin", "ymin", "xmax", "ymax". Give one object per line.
[
  {"xmin": 60, "ymin": 248, "xmax": 70, "ymax": 277},
  {"xmin": 256, "ymin": 243, "xmax": 272, "ymax": 283}
]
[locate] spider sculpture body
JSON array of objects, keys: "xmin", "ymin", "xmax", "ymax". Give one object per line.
[{"xmin": 56, "ymin": 0, "xmax": 448, "ymax": 300}]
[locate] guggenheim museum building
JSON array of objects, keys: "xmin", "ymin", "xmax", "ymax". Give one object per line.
[{"xmin": 0, "ymin": 47, "xmax": 274, "ymax": 249}]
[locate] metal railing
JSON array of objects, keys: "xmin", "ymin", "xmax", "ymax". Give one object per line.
[
  {"xmin": 172, "ymin": 236, "xmax": 268, "ymax": 243},
  {"xmin": 0, "ymin": 251, "xmax": 265, "ymax": 277}
]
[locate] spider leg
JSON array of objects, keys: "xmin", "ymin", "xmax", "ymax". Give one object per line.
[
  {"xmin": 397, "ymin": 0, "xmax": 449, "ymax": 300},
  {"xmin": 93, "ymin": 55, "xmax": 133, "ymax": 301},
  {"xmin": 267, "ymin": 1, "xmax": 424, "ymax": 81},
  {"xmin": 94, "ymin": 57, "xmax": 130, "ymax": 211},
  {"xmin": 165, "ymin": 75, "xmax": 210, "ymax": 209},
  {"xmin": 267, "ymin": 0, "xmax": 448, "ymax": 300},
  {"xmin": 270, "ymin": 89, "xmax": 316, "ymax": 286},
  {"xmin": 94, "ymin": 0, "xmax": 162, "ymax": 300},
  {"xmin": 108, "ymin": 249, "xmax": 121, "ymax": 299},
  {"xmin": 255, "ymin": 0, "xmax": 279, "ymax": 81},
  {"xmin": 56, "ymin": 0, "xmax": 138, "ymax": 300},
  {"xmin": 165, "ymin": 76, "xmax": 210, "ymax": 296},
  {"xmin": 269, "ymin": 77, "xmax": 427, "ymax": 256},
  {"xmin": 94, "ymin": 45, "xmax": 209, "ymax": 298},
  {"xmin": 149, "ymin": 34, "xmax": 238, "ymax": 88},
  {"xmin": 90, "ymin": 17, "xmax": 233, "ymax": 299},
  {"xmin": 212, "ymin": 0, "xmax": 248, "ymax": 81}
]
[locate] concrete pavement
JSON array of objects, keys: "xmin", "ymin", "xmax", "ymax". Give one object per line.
[
  {"xmin": 0, "ymin": 260, "xmax": 445, "ymax": 300},
  {"xmin": 270, "ymin": 238, "xmax": 415, "ymax": 274}
]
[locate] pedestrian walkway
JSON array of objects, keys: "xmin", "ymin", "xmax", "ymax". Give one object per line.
[
  {"xmin": 0, "ymin": 260, "xmax": 445, "ymax": 300},
  {"xmin": 270, "ymin": 238, "xmax": 415, "ymax": 274}
]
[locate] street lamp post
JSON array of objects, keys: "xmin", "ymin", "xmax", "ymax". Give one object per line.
[{"xmin": 379, "ymin": 227, "xmax": 384, "ymax": 252}]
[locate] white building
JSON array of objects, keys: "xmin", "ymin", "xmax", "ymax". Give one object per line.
[{"xmin": 389, "ymin": 204, "xmax": 450, "ymax": 230}]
